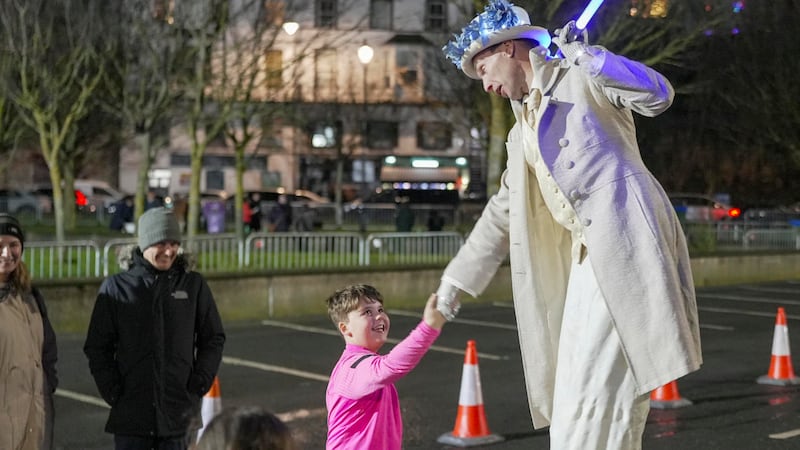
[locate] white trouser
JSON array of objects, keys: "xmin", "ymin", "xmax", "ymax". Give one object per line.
[{"xmin": 549, "ymin": 254, "xmax": 650, "ymax": 450}]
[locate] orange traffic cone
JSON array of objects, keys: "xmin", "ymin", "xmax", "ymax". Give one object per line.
[
  {"xmin": 197, "ymin": 376, "xmax": 222, "ymax": 440},
  {"xmin": 757, "ymin": 307, "xmax": 800, "ymax": 385},
  {"xmin": 650, "ymin": 380, "xmax": 692, "ymax": 409},
  {"xmin": 437, "ymin": 340, "xmax": 504, "ymax": 447}
]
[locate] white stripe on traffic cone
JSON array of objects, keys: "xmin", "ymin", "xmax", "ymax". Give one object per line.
[
  {"xmin": 757, "ymin": 307, "xmax": 800, "ymax": 385},
  {"xmin": 197, "ymin": 376, "xmax": 222, "ymax": 441},
  {"xmin": 437, "ymin": 340, "xmax": 503, "ymax": 447}
]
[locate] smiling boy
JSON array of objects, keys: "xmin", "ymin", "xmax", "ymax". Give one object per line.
[{"xmin": 325, "ymin": 285, "xmax": 446, "ymax": 450}]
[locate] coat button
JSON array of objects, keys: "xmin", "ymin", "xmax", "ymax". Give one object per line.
[
  {"xmin": 558, "ymin": 138, "xmax": 569, "ymax": 147},
  {"xmin": 569, "ymin": 190, "xmax": 579, "ymax": 201},
  {"xmin": 565, "ymin": 161, "xmax": 575, "ymax": 169},
  {"xmin": 582, "ymin": 218, "xmax": 592, "ymax": 226}
]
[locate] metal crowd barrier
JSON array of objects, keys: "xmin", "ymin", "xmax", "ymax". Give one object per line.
[
  {"xmin": 43, "ymin": 232, "xmax": 467, "ymax": 280},
  {"xmin": 24, "ymin": 241, "xmax": 101, "ymax": 279},
  {"xmin": 21, "ymin": 225, "xmax": 798, "ymax": 281},
  {"xmin": 743, "ymin": 228, "xmax": 800, "ymax": 250}
]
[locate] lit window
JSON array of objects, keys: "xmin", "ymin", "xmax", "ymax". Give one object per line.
[
  {"xmin": 425, "ymin": 0, "xmax": 447, "ymax": 31},
  {"xmin": 309, "ymin": 122, "xmax": 341, "ymax": 148},
  {"xmin": 370, "ymin": 0, "xmax": 393, "ymax": 30},
  {"xmin": 314, "ymin": 49, "xmax": 338, "ymax": 101},
  {"xmin": 417, "ymin": 122, "xmax": 452, "ymax": 150},
  {"xmin": 263, "ymin": 50, "xmax": 283, "ymax": 90},
  {"xmin": 315, "ymin": 0, "xmax": 337, "ymax": 28}
]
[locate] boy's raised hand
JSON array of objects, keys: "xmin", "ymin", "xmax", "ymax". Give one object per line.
[{"xmin": 423, "ymin": 293, "xmax": 447, "ymax": 330}]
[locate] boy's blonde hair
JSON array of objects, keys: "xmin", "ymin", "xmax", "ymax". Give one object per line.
[{"xmin": 326, "ymin": 284, "xmax": 384, "ymax": 325}]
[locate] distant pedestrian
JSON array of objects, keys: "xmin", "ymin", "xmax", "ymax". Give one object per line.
[
  {"xmin": 325, "ymin": 284, "xmax": 446, "ymax": 450},
  {"xmin": 426, "ymin": 210, "xmax": 445, "ymax": 231},
  {"xmin": 294, "ymin": 203, "xmax": 316, "ymax": 232},
  {"xmin": 243, "ymin": 200, "xmax": 253, "ymax": 234},
  {"xmin": 267, "ymin": 194, "xmax": 292, "ymax": 232},
  {"xmin": 394, "ymin": 197, "xmax": 414, "ymax": 232},
  {"xmin": 145, "ymin": 190, "xmax": 164, "ymax": 210},
  {"xmin": 195, "ymin": 406, "xmax": 297, "ymax": 450},
  {"xmin": 84, "ymin": 207, "xmax": 225, "ymax": 450},
  {"xmin": 248, "ymin": 192, "xmax": 263, "ymax": 233},
  {"xmin": 0, "ymin": 214, "xmax": 58, "ymax": 450},
  {"xmin": 109, "ymin": 196, "xmax": 134, "ymax": 232}
]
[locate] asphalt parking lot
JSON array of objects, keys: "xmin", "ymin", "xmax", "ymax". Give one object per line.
[{"xmin": 53, "ymin": 279, "xmax": 800, "ymax": 449}]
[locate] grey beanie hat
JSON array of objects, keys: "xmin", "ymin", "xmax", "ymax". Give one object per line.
[{"xmin": 137, "ymin": 207, "xmax": 181, "ymax": 250}]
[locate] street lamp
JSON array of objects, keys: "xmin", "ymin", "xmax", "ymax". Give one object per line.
[
  {"xmin": 357, "ymin": 42, "xmax": 373, "ymax": 195},
  {"xmin": 281, "ymin": 21, "xmax": 299, "ymax": 36},
  {"xmin": 357, "ymin": 43, "xmax": 374, "ymax": 104}
]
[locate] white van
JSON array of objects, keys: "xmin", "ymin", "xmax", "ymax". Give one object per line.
[{"xmin": 74, "ymin": 179, "xmax": 126, "ymax": 213}]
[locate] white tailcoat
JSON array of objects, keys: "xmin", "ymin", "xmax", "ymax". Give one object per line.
[{"xmin": 442, "ymin": 48, "xmax": 702, "ymax": 428}]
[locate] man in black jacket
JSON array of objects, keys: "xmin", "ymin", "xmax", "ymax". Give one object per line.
[{"xmin": 84, "ymin": 207, "xmax": 225, "ymax": 450}]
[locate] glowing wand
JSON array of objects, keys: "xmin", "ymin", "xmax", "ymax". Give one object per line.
[
  {"xmin": 555, "ymin": 0, "xmax": 605, "ymax": 57},
  {"xmin": 576, "ymin": 0, "xmax": 605, "ymax": 30}
]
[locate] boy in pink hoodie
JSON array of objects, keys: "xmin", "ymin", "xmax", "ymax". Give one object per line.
[{"xmin": 325, "ymin": 284, "xmax": 446, "ymax": 450}]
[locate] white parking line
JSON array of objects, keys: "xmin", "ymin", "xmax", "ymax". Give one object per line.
[
  {"xmin": 699, "ymin": 293, "xmax": 800, "ymax": 306},
  {"xmin": 55, "ymin": 388, "xmax": 108, "ymax": 409},
  {"xmin": 739, "ymin": 285, "xmax": 800, "ymax": 295},
  {"xmin": 769, "ymin": 428, "xmax": 800, "ymax": 439},
  {"xmin": 698, "ymin": 306, "xmax": 800, "ymax": 320},
  {"xmin": 222, "ymin": 356, "xmax": 330, "ymax": 382},
  {"xmin": 699, "ymin": 323, "xmax": 736, "ymax": 331},
  {"xmin": 260, "ymin": 319, "xmax": 507, "ymax": 361},
  {"xmin": 56, "ymin": 384, "xmax": 325, "ymax": 425}
]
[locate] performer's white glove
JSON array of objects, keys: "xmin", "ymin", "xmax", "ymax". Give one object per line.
[
  {"xmin": 552, "ymin": 20, "xmax": 592, "ymax": 66},
  {"xmin": 435, "ymin": 281, "xmax": 461, "ymax": 321}
]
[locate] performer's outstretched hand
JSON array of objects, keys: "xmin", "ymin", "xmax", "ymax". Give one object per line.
[{"xmin": 435, "ymin": 282, "xmax": 461, "ymax": 321}]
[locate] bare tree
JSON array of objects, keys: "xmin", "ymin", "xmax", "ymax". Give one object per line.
[
  {"xmin": 217, "ymin": 0, "xmax": 302, "ymax": 238},
  {"xmin": 100, "ymin": 1, "xmax": 190, "ymax": 220},
  {"xmin": 674, "ymin": 0, "xmax": 800, "ymax": 205},
  {"xmin": 0, "ymin": 0, "xmax": 108, "ymax": 241}
]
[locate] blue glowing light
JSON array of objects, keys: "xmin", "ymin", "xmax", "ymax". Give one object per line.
[
  {"xmin": 732, "ymin": 1, "xmax": 744, "ymax": 13},
  {"xmin": 576, "ymin": 0, "xmax": 605, "ymax": 29}
]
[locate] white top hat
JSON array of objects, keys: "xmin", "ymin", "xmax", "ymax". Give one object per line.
[{"xmin": 443, "ymin": 0, "xmax": 551, "ymax": 79}]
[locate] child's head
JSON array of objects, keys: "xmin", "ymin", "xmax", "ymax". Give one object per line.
[
  {"xmin": 326, "ymin": 284, "xmax": 390, "ymax": 352},
  {"xmin": 194, "ymin": 405, "xmax": 296, "ymax": 450}
]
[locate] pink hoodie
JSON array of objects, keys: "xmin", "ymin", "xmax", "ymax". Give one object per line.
[{"xmin": 325, "ymin": 321, "xmax": 440, "ymax": 450}]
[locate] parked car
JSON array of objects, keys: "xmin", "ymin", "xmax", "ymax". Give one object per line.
[
  {"xmin": 347, "ymin": 187, "xmax": 460, "ymax": 210},
  {"xmin": 0, "ymin": 189, "xmax": 41, "ymax": 217},
  {"xmin": 33, "ymin": 180, "xmax": 126, "ymax": 214},
  {"xmin": 743, "ymin": 202, "xmax": 800, "ymax": 226},
  {"xmin": 74, "ymin": 179, "xmax": 126, "ymax": 213},
  {"xmin": 242, "ymin": 188, "xmax": 330, "ymax": 205},
  {"xmin": 668, "ymin": 193, "xmax": 742, "ymax": 222}
]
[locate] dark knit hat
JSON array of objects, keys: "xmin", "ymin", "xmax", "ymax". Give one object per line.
[
  {"xmin": 137, "ymin": 207, "xmax": 181, "ymax": 250},
  {"xmin": 0, "ymin": 214, "xmax": 24, "ymax": 248}
]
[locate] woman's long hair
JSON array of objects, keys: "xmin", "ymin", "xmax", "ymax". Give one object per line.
[{"xmin": 6, "ymin": 259, "xmax": 32, "ymax": 295}]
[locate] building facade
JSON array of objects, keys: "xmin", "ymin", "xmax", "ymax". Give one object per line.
[{"xmin": 121, "ymin": 0, "xmax": 482, "ymax": 202}]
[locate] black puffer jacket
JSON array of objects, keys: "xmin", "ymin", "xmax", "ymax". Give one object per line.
[{"xmin": 83, "ymin": 248, "xmax": 225, "ymax": 437}]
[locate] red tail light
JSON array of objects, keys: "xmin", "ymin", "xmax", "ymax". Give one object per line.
[
  {"xmin": 728, "ymin": 207, "xmax": 741, "ymax": 218},
  {"xmin": 75, "ymin": 190, "xmax": 88, "ymax": 207}
]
